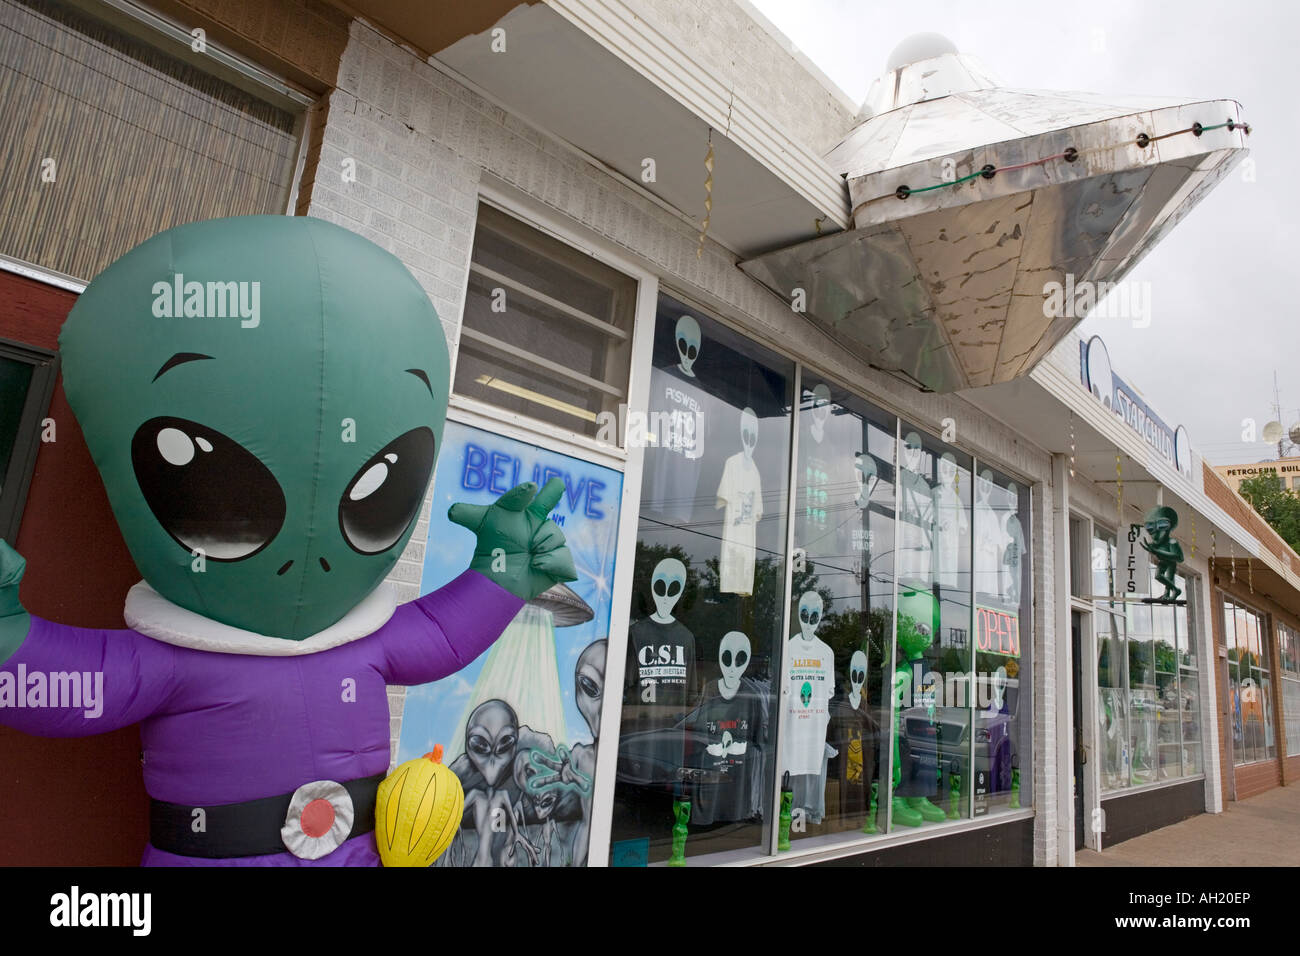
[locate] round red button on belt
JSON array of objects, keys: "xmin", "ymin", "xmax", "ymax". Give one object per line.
[{"xmin": 300, "ymin": 798, "xmax": 336, "ymax": 838}]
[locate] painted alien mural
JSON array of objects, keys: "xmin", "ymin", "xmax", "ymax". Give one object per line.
[
  {"xmin": 446, "ymin": 640, "xmax": 604, "ymax": 867},
  {"xmin": 0, "ymin": 216, "xmax": 577, "ymax": 866}
]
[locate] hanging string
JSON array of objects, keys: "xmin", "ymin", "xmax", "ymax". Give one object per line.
[
  {"xmin": 696, "ymin": 129, "xmax": 714, "ymax": 260},
  {"xmin": 1116, "ymin": 453, "xmax": 1124, "ymax": 535},
  {"xmin": 697, "ymin": 80, "xmax": 735, "ymax": 260},
  {"xmin": 1190, "ymin": 514, "xmax": 1197, "ymax": 559},
  {"xmin": 1230, "ymin": 540, "xmax": 1236, "ymax": 585},
  {"xmin": 856, "ymin": 118, "xmax": 1254, "ymax": 215},
  {"xmin": 1068, "ymin": 412, "xmax": 1076, "ymax": 479}
]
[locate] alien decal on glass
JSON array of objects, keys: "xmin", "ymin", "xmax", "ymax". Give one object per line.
[
  {"xmin": 829, "ymin": 648, "xmax": 879, "ymax": 820},
  {"xmin": 898, "ymin": 431, "xmax": 935, "ymax": 590},
  {"xmin": 675, "ymin": 314, "xmax": 701, "ymax": 378},
  {"xmin": 933, "ymin": 452, "xmax": 968, "ymax": 589},
  {"xmin": 973, "ymin": 469, "xmax": 1005, "ymax": 599},
  {"xmin": 716, "ymin": 407, "xmax": 763, "ymax": 595},
  {"xmin": 783, "ymin": 590, "xmax": 835, "ymax": 818},
  {"xmin": 643, "ymin": 315, "xmax": 707, "ymax": 524},
  {"xmin": 627, "ymin": 558, "xmax": 697, "ymax": 710},
  {"xmin": 0, "ymin": 216, "xmax": 577, "ymax": 866},
  {"xmin": 689, "ymin": 630, "xmax": 766, "ymax": 826},
  {"xmin": 807, "ymin": 383, "xmax": 832, "ymax": 445}
]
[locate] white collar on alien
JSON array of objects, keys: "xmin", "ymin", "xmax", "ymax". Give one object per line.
[{"xmin": 124, "ymin": 580, "xmax": 397, "ymax": 656}]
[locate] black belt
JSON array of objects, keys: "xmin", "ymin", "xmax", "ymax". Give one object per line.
[{"xmin": 149, "ymin": 774, "xmax": 384, "ymax": 859}]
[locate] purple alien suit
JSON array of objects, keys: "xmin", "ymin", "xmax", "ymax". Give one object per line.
[{"xmin": 0, "ymin": 571, "xmax": 522, "ymax": 866}]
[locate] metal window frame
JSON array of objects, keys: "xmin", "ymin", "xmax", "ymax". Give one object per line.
[{"xmin": 0, "ymin": 339, "xmax": 59, "ymax": 543}]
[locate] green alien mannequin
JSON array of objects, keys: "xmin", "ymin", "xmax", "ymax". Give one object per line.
[
  {"xmin": 0, "ymin": 216, "xmax": 576, "ymax": 866},
  {"xmin": 890, "ymin": 588, "xmax": 947, "ymax": 827},
  {"xmin": 1141, "ymin": 506, "xmax": 1184, "ymax": 602}
]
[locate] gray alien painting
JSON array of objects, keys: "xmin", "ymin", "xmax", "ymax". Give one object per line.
[{"xmin": 447, "ymin": 639, "xmax": 607, "ymax": 867}]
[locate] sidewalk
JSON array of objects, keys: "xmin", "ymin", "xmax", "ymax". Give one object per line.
[{"xmin": 1077, "ymin": 783, "xmax": 1300, "ymax": 866}]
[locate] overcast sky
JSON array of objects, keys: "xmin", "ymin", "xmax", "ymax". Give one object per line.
[{"xmin": 751, "ymin": 0, "xmax": 1297, "ymax": 465}]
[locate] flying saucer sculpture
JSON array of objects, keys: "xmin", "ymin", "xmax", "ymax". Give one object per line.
[{"xmin": 740, "ymin": 35, "xmax": 1250, "ymax": 392}]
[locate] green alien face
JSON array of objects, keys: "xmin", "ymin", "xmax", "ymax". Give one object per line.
[
  {"xmin": 59, "ymin": 216, "xmax": 450, "ymax": 640},
  {"xmin": 896, "ymin": 588, "xmax": 938, "ymax": 661}
]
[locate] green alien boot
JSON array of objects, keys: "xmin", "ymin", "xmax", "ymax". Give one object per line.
[
  {"xmin": 907, "ymin": 796, "xmax": 948, "ymax": 823},
  {"xmin": 892, "ymin": 796, "xmax": 924, "ymax": 827}
]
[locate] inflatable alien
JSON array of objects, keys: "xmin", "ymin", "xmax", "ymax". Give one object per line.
[{"xmin": 0, "ymin": 216, "xmax": 576, "ymax": 866}]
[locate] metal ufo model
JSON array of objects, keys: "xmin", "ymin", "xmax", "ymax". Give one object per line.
[
  {"xmin": 527, "ymin": 581, "xmax": 594, "ymax": 627},
  {"xmin": 739, "ymin": 34, "xmax": 1250, "ymax": 393}
]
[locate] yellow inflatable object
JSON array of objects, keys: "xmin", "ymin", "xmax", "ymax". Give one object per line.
[{"xmin": 375, "ymin": 744, "xmax": 464, "ymax": 867}]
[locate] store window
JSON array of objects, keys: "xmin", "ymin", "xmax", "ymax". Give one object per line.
[
  {"xmin": 452, "ymin": 203, "xmax": 637, "ymax": 440},
  {"xmin": 783, "ymin": 378, "xmax": 895, "ymax": 841},
  {"xmin": 1224, "ymin": 598, "xmax": 1275, "ymax": 765},
  {"xmin": 0, "ymin": 339, "xmax": 57, "ymax": 540},
  {"xmin": 609, "ymin": 299, "xmax": 1038, "ymax": 863},
  {"xmin": 610, "ymin": 293, "xmax": 792, "ymax": 864},
  {"xmin": 1094, "ymin": 526, "xmax": 1201, "ymax": 790},
  {"xmin": 972, "ymin": 464, "xmax": 1030, "ymax": 815},
  {"xmin": 890, "ymin": 425, "xmax": 973, "ymax": 825},
  {"xmin": 0, "ymin": 0, "xmax": 303, "ymax": 280},
  {"xmin": 1279, "ymin": 622, "xmax": 1300, "ymax": 758}
]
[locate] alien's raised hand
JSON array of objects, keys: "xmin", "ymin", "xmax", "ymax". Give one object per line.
[
  {"xmin": 448, "ymin": 477, "xmax": 578, "ymax": 601},
  {"xmin": 0, "ymin": 539, "xmax": 32, "ymax": 663}
]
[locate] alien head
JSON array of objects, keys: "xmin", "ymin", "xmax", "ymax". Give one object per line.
[
  {"xmin": 650, "ymin": 558, "xmax": 686, "ymax": 620},
  {"xmin": 854, "ymin": 452, "xmax": 878, "ymax": 508},
  {"xmin": 800, "ymin": 681, "xmax": 812, "ymax": 707},
  {"xmin": 848, "ymin": 650, "xmax": 868, "ymax": 701},
  {"xmin": 465, "ymin": 699, "xmax": 518, "ymax": 789},
  {"xmin": 575, "ymin": 639, "xmax": 606, "ymax": 738},
  {"xmin": 797, "ymin": 590, "xmax": 823, "ymax": 641},
  {"xmin": 976, "ymin": 469, "xmax": 995, "ymax": 505},
  {"xmin": 675, "ymin": 314, "xmax": 701, "ymax": 376},
  {"xmin": 1006, "ymin": 481, "xmax": 1019, "ymax": 511},
  {"xmin": 59, "ymin": 217, "xmax": 449, "ymax": 640},
  {"xmin": 896, "ymin": 588, "xmax": 938, "ymax": 660},
  {"xmin": 902, "ymin": 431, "xmax": 923, "ymax": 472},
  {"xmin": 740, "ymin": 407, "xmax": 758, "ymax": 459},
  {"xmin": 809, "ymin": 383, "xmax": 832, "ymax": 435},
  {"xmin": 1144, "ymin": 505, "xmax": 1178, "ymax": 541},
  {"xmin": 718, "ymin": 631, "xmax": 751, "ymax": 693}
]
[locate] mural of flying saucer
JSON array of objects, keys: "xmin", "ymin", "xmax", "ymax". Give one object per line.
[{"xmin": 739, "ymin": 35, "xmax": 1250, "ymax": 393}]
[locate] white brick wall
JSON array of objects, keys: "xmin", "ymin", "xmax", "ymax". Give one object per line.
[
  {"xmin": 622, "ymin": 0, "xmax": 858, "ymax": 153},
  {"xmin": 310, "ymin": 15, "xmax": 1061, "ymax": 840}
]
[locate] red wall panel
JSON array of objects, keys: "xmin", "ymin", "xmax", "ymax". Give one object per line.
[{"xmin": 1, "ymin": 270, "xmax": 147, "ymax": 865}]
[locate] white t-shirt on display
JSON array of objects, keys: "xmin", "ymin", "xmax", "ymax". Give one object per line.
[
  {"xmin": 933, "ymin": 479, "xmax": 968, "ymax": 588},
  {"xmin": 782, "ymin": 635, "xmax": 835, "ymax": 776},
  {"xmin": 716, "ymin": 452, "xmax": 763, "ymax": 595}
]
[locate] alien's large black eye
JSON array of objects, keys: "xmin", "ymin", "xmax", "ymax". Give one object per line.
[
  {"xmin": 132, "ymin": 416, "xmax": 286, "ymax": 561},
  {"xmin": 339, "ymin": 427, "xmax": 436, "ymax": 555}
]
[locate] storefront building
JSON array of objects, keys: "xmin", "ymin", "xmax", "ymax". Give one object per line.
[
  {"xmin": 1202, "ymin": 469, "xmax": 1300, "ymax": 800},
  {"xmin": 0, "ymin": 0, "xmax": 1283, "ymax": 868}
]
